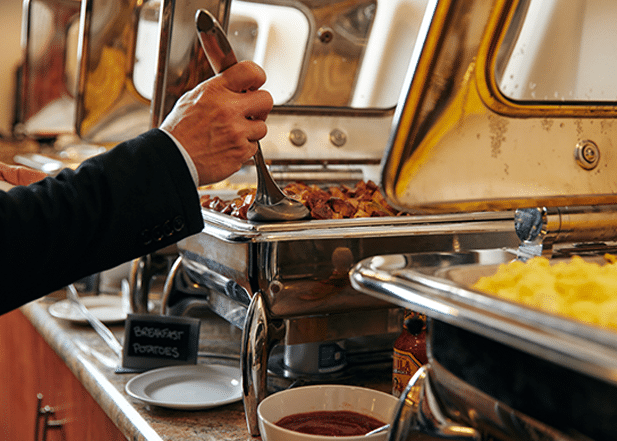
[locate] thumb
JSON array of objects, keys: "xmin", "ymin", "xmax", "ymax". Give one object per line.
[{"xmin": 220, "ymin": 60, "xmax": 268, "ymax": 92}]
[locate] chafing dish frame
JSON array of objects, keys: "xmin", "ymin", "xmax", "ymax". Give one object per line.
[
  {"xmin": 172, "ymin": 209, "xmax": 519, "ymax": 435},
  {"xmin": 389, "ymin": 362, "xmax": 581, "ymax": 441},
  {"xmin": 351, "ymin": 249, "xmax": 617, "ymax": 387}
]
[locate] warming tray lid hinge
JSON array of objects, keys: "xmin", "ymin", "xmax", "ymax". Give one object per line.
[{"xmin": 515, "ymin": 204, "xmax": 617, "ymax": 258}]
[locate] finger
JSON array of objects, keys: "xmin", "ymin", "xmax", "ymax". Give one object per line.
[
  {"xmin": 240, "ymin": 90, "xmax": 274, "ymax": 122},
  {"xmin": 245, "ymin": 119, "xmax": 268, "ymax": 143},
  {"xmin": 0, "ymin": 163, "xmax": 47, "ymax": 186},
  {"xmin": 244, "ymin": 141, "xmax": 259, "ymax": 160}
]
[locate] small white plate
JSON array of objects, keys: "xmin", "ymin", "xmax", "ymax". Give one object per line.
[
  {"xmin": 125, "ymin": 364, "xmax": 243, "ymax": 410},
  {"xmin": 48, "ymin": 295, "xmax": 127, "ymax": 324}
]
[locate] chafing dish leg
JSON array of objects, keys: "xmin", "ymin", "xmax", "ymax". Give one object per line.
[
  {"xmin": 241, "ymin": 291, "xmax": 284, "ymax": 437},
  {"xmin": 129, "ymin": 252, "xmax": 176, "ymax": 313},
  {"xmin": 129, "ymin": 255, "xmax": 152, "ymax": 313},
  {"xmin": 389, "ymin": 365, "xmax": 480, "ymax": 441}
]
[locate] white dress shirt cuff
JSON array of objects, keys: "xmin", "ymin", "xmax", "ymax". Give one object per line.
[{"xmin": 159, "ymin": 128, "xmax": 199, "ymax": 188}]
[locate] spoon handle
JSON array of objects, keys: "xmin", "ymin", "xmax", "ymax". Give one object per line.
[
  {"xmin": 194, "ymin": 9, "xmax": 309, "ymax": 222},
  {"xmin": 195, "ymin": 9, "xmax": 283, "ymax": 204},
  {"xmin": 252, "ymin": 142, "xmax": 286, "ymax": 204},
  {"xmin": 67, "ymin": 284, "xmax": 123, "ymax": 358},
  {"xmin": 195, "ymin": 9, "xmax": 237, "ymax": 74},
  {"xmin": 365, "ymin": 424, "xmax": 390, "ymax": 436}
]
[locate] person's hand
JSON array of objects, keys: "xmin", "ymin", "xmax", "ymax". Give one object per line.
[
  {"xmin": 160, "ymin": 60, "xmax": 273, "ymax": 186},
  {"xmin": 0, "ymin": 162, "xmax": 47, "ymax": 186}
]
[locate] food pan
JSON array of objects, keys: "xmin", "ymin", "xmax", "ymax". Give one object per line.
[
  {"xmin": 351, "ymin": 249, "xmax": 617, "ymax": 384},
  {"xmin": 177, "ymin": 211, "xmax": 519, "ymax": 319}
]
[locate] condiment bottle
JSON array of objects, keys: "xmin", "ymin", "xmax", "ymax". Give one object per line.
[{"xmin": 392, "ymin": 310, "xmax": 427, "ymax": 397}]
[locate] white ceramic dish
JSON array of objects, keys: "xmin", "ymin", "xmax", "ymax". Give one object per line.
[
  {"xmin": 125, "ymin": 364, "xmax": 242, "ymax": 410},
  {"xmin": 48, "ymin": 294, "xmax": 126, "ymax": 324},
  {"xmin": 257, "ymin": 384, "xmax": 398, "ymax": 441}
]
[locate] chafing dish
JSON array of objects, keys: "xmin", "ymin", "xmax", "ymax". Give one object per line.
[
  {"xmin": 349, "ymin": 0, "xmax": 617, "ymax": 439},
  {"xmin": 352, "ymin": 249, "xmax": 617, "ymax": 440},
  {"xmin": 15, "ymin": 0, "xmax": 81, "ymax": 139},
  {"xmin": 165, "ymin": 207, "xmax": 518, "ymax": 436},
  {"xmin": 75, "ymin": 0, "xmax": 228, "ymax": 145}
]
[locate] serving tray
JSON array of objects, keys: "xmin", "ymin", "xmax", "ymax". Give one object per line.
[{"xmin": 350, "ymin": 249, "xmax": 617, "ymax": 386}]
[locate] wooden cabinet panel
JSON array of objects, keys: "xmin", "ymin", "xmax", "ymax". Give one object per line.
[{"xmin": 0, "ymin": 309, "xmax": 126, "ymax": 441}]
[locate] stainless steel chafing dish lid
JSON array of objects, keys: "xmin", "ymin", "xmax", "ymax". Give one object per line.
[
  {"xmin": 350, "ymin": 249, "xmax": 617, "ymax": 387},
  {"xmin": 382, "ymin": 0, "xmax": 617, "ymax": 215}
]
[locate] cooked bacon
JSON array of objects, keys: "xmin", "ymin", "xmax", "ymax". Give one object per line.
[{"xmin": 200, "ymin": 180, "xmax": 406, "ymax": 220}]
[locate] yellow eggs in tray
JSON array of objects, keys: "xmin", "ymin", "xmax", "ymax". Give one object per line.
[{"xmin": 472, "ymin": 254, "xmax": 617, "ymax": 330}]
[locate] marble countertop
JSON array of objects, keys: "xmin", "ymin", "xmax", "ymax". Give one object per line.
[
  {"xmin": 21, "ymin": 292, "xmax": 252, "ymax": 441},
  {"xmin": 0, "ymin": 137, "xmax": 40, "ymax": 164}
]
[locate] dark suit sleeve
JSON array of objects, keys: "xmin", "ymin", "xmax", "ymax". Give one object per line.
[{"xmin": 0, "ymin": 129, "xmax": 204, "ymax": 314}]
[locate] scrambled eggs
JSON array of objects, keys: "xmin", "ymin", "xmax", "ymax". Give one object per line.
[{"xmin": 472, "ymin": 254, "xmax": 617, "ymax": 330}]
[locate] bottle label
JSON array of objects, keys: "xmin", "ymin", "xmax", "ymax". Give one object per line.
[{"xmin": 392, "ymin": 347, "xmax": 422, "ymax": 397}]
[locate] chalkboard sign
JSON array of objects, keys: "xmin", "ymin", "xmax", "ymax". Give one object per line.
[{"xmin": 122, "ymin": 314, "xmax": 200, "ymax": 371}]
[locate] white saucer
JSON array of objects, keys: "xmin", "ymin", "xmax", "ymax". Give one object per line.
[
  {"xmin": 125, "ymin": 364, "xmax": 243, "ymax": 410},
  {"xmin": 48, "ymin": 295, "xmax": 127, "ymax": 324}
]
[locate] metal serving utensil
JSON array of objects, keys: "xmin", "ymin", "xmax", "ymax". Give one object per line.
[
  {"xmin": 195, "ymin": 9, "xmax": 309, "ymax": 222},
  {"xmin": 365, "ymin": 424, "xmax": 390, "ymax": 436},
  {"xmin": 66, "ymin": 284, "xmax": 123, "ymax": 358}
]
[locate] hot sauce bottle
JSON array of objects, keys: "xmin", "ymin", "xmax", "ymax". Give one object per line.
[{"xmin": 392, "ymin": 310, "xmax": 427, "ymax": 397}]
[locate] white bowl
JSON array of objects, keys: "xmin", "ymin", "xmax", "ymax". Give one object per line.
[{"xmin": 257, "ymin": 385, "xmax": 398, "ymax": 441}]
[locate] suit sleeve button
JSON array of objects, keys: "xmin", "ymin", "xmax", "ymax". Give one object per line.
[
  {"xmin": 141, "ymin": 229, "xmax": 152, "ymax": 245},
  {"xmin": 152, "ymin": 225, "xmax": 164, "ymax": 241},
  {"xmin": 163, "ymin": 220, "xmax": 173, "ymax": 236},
  {"xmin": 173, "ymin": 216, "xmax": 185, "ymax": 232}
]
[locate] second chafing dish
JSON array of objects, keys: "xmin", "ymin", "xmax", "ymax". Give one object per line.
[
  {"xmin": 351, "ymin": 247, "xmax": 617, "ymax": 441},
  {"xmin": 349, "ymin": 0, "xmax": 617, "ymax": 439}
]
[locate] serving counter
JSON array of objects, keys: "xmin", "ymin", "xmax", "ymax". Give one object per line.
[{"xmin": 0, "ymin": 291, "xmax": 391, "ymax": 441}]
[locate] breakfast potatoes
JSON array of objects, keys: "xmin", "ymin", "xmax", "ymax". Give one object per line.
[{"xmin": 473, "ymin": 254, "xmax": 617, "ymax": 330}]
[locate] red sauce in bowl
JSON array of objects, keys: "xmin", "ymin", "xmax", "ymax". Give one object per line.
[{"xmin": 275, "ymin": 410, "xmax": 385, "ymax": 436}]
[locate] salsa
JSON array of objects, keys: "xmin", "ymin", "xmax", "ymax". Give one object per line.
[{"xmin": 275, "ymin": 410, "xmax": 385, "ymax": 436}]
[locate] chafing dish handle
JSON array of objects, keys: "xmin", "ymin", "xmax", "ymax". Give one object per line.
[
  {"xmin": 241, "ymin": 291, "xmax": 285, "ymax": 436},
  {"xmin": 515, "ymin": 205, "xmax": 617, "ymax": 250},
  {"xmin": 389, "ymin": 366, "xmax": 480, "ymax": 441}
]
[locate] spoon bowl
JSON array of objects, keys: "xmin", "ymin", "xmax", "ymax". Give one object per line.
[{"xmin": 246, "ymin": 143, "xmax": 309, "ymax": 221}]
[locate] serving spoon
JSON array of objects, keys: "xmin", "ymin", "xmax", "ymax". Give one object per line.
[
  {"xmin": 195, "ymin": 9, "xmax": 310, "ymax": 222},
  {"xmin": 66, "ymin": 284, "xmax": 123, "ymax": 358},
  {"xmin": 365, "ymin": 424, "xmax": 390, "ymax": 436}
]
